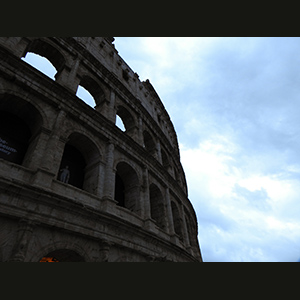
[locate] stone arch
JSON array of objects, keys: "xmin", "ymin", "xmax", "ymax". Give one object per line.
[
  {"xmin": 0, "ymin": 88, "xmax": 50, "ymax": 129},
  {"xmin": 114, "ymin": 161, "xmax": 141, "ymax": 215},
  {"xmin": 113, "ymin": 157, "xmax": 141, "ymax": 181},
  {"xmin": 21, "ymin": 38, "xmax": 66, "ymax": 78},
  {"xmin": 143, "ymin": 129, "xmax": 156, "ymax": 157},
  {"xmin": 161, "ymin": 147, "xmax": 170, "ymax": 170},
  {"xmin": 63, "ymin": 126, "xmax": 105, "ymax": 157},
  {"xmin": 171, "ymin": 200, "xmax": 183, "ymax": 240},
  {"xmin": 184, "ymin": 207, "xmax": 192, "ymax": 246},
  {"xmin": 184, "ymin": 207, "xmax": 199, "ymax": 251},
  {"xmin": 34, "ymin": 241, "xmax": 89, "ymax": 262},
  {"xmin": 40, "ymin": 249, "xmax": 85, "ymax": 262},
  {"xmin": 0, "ymin": 93, "xmax": 44, "ymax": 167},
  {"xmin": 115, "ymin": 105, "xmax": 137, "ymax": 138},
  {"xmin": 77, "ymin": 75, "xmax": 106, "ymax": 108},
  {"xmin": 58, "ymin": 132, "xmax": 102, "ymax": 194},
  {"xmin": 149, "ymin": 183, "xmax": 166, "ymax": 230}
]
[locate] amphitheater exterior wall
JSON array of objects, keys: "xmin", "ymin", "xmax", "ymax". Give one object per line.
[{"xmin": 0, "ymin": 37, "xmax": 202, "ymax": 262}]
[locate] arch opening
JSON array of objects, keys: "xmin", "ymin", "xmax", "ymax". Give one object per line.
[
  {"xmin": 115, "ymin": 173, "xmax": 125, "ymax": 207},
  {"xmin": 76, "ymin": 85, "xmax": 96, "ymax": 108},
  {"xmin": 0, "ymin": 94, "xmax": 43, "ymax": 167},
  {"xmin": 115, "ymin": 106, "xmax": 136, "ymax": 137},
  {"xmin": 161, "ymin": 148, "xmax": 170, "ymax": 169},
  {"xmin": 184, "ymin": 208, "xmax": 199, "ymax": 251},
  {"xmin": 58, "ymin": 144, "xmax": 86, "ymax": 189},
  {"xmin": 149, "ymin": 184, "xmax": 166, "ymax": 230},
  {"xmin": 39, "ymin": 249, "xmax": 84, "ymax": 262},
  {"xmin": 114, "ymin": 162, "xmax": 140, "ymax": 214},
  {"xmin": 22, "ymin": 52, "xmax": 57, "ymax": 80},
  {"xmin": 0, "ymin": 111, "xmax": 31, "ymax": 165},
  {"xmin": 58, "ymin": 133, "xmax": 101, "ymax": 194},
  {"xmin": 21, "ymin": 38, "xmax": 65, "ymax": 79},
  {"xmin": 77, "ymin": 76, "xmax": 105, "ymax": 108},
  {"xmin": 116, "ymin": 115, "xmax": 126, "ymax": 132},
  {"xmin": 171, "ymin": 201, "xmax": 183, "ymax": 240},
  {"xmin": 143, "ymin": 130, "xmax": 156, "ymax": 157}
]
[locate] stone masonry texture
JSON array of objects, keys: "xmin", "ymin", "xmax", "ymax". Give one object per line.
[{"xmin": 0, "ymin": 37, "xmax": 202, "ymax": 262}]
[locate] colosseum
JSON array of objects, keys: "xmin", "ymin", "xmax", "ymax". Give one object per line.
[{"xmin": 0, "ymin": 37, "xmax": 202, "ymax": 262}]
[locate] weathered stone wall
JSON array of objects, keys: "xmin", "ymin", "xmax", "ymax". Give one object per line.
[{"xmin": 0, "ymin": 37, "xmax": 202, "ymax": 262}]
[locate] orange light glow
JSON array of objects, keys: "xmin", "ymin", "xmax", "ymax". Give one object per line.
[{"xmin": 39, "ymin": 257, "xmax": 59, "ymax": 262}]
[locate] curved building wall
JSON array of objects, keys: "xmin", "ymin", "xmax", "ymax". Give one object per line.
[{"xmin": 0, "ymin": 37, "xmax": 202, "ymax": 262}]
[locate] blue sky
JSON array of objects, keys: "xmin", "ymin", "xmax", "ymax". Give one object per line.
[{"xmin": 23, "ymin": 37, "xmax": 300, "ymax": 262}]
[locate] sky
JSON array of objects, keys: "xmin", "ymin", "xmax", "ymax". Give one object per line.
[
  {"xmin": 114, "ymin": 37, "xmax": 300, "ymax": 262},
  {"xmin": 23, "ymin": 37, "xmax": 300, "ymax": 262}
]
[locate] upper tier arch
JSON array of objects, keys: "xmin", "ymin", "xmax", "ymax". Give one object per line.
[
  {"xmin": 0, "ymin": 36, "xmax": 187, "ymax": 196},
  {"xmin": 21, "ymin": 38, "xmax": 66, "ymax": 78}
]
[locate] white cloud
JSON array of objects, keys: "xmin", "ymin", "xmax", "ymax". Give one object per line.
[
  {"xmin": 180, "ymin": 137, "xmax": 237, "ymax": 198},
  {"xmin": 181, "ymin": 139, "xmax": 300, "ymax": 261},
  {"xmin": 115, "ymin": 37, "xmax": 300, "ymax": 261}
]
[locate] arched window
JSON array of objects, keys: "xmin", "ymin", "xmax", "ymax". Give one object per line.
[
  {"xmin": 21, "ymin": 52, "xmax": 57, "ymax": 80},
  {"xmin": 143, "ymin": 130, "xmax": 156, "ymax": 157},
  {"xmin": 0, "ymin": 94, "xmax": 43, "ymax": 167},
  {"xmin": 58, "ymin": 144, "xmax": 86, "ymax": 189},
  {"xmin": 76, "ymin": 75, "xmax": 105, "ymax": 108},
  {"xmin": 184, "ymin": 208, "xmax": 199, "ymax": 251},
  {"xmin": 171, "ymin": 201, "xmax": 183, "ymax": 240},
  {"xmin": 21, "ymin": 38, "xmax": 65, "ymax": 80},
  {"xmin": 114, "ymin": 162, "xmax": 140, "ymax": 215},
  {"xmin": 115, "ymin": 115, "xmax": 126, "ymax": 132},
  {"xmin": 0, "ymin": 111, "xmax": 31, "ymax": 164},
  {"xmin": 115, "ymin": 106, "xmax": 136, "ymax": 139},
  {"xmin": 115, "ymin": 173, "xmax": 125, "ymax": 206},
  {"xmin": 58, "ymin": 133, "xmax": 100, "ymax": 194},
  {"xmin": 40, "ymin": 249, "xmax": 84, "ymax": 262},
  {"xmin": 161, "ymin": 148, "xmax": 170, "ymax": 169},
  {"xmin": 149, "ymin": 184, "xmax": 166, "ymax": 230},
  {"xmin": 76, "ymin": 85, "xmax": 96, "ymax": 108}
]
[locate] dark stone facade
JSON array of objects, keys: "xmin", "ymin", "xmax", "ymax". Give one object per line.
[{"xmin": 0, "ymin": 37, "xmax": 202, "ymax": 262}]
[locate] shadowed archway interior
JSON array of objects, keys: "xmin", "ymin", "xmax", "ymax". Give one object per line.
[{"xmin": 39, "ymin": 249, "xmax": 84, "ymax": 262}]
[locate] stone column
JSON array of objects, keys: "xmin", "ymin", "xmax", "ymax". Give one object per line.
[
  {"xmin": 31, "ymin": 110, "xmax": 68, "ymax": 189},
  {"xmin": 83, "ymin": 158, "xmax": 103, "ymax": 196},
  {"xmin": 165, "ymin": 187, "xmax": 175, "ymax": 235},
  {"xmin": 8, "ymin": 219, "xmax": 35, "ymax": 262},
  {"xmin": 137, "ymin": 116, "xmax": 144, "ymax": 146},
  {"xmin": 156, "ymin": 141, "xmax": 162, "ymax": 164},
  {"xmin": 143, "ymin": 166, "xmax": 157, "ymax": 232},
  {"xmin": 104, "ymin": 90, "xmax": 116, "ymax": 123},
  {"xmin": 55, "ymin": 57, "xmax": 81, "ymax": 93},
  {"xmin": 95, "ymin": 161, "xmax": 105, "ymax": 198},
  {"xmin": 102, "ymin": 141, "xmax": 115, "ymax": 202},
  {"xmin": 22, "ymin": 127, "xmax": 51, "ymax": 170},
  {"xmin": 141, "ymin": 166, "xmax": 150, "ymax": 220},
  {"xmin": 42, "ymin": 110, "xmax": 67, "ymax": 173},
  {"xmin": 98, "ymin": 240, "xmax": 111, "ymax": 262}
]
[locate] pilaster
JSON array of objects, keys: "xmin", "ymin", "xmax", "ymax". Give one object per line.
[
  {"xmin": 42, "ymin": 110, "xmax": 67, "ymax": 173},
  {"xmin": 142, "ymin": 166, "xmax": 150, "ymax": 220},
  {"xmin": 8, "ymin": 219, "xmax": 35, "ymax": 262},
  {"xmin": 55, "ymin": 57, "xmax": 81, "ymax": 93},
  {"xmin": 102, "ymin": 141, "xmax": 115, "ymax": 202},
  {"xmin": 165, "ymin": 187, "xmax": 175, "ymax": 236}
]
